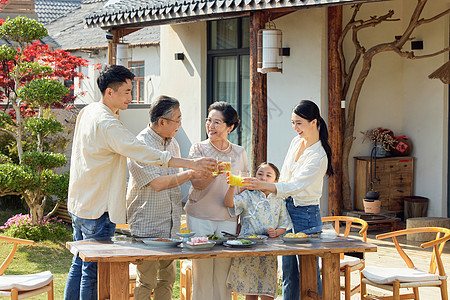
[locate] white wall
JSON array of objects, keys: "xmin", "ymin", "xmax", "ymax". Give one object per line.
[
  {"xmin": 344, "ymin": 0, "xmax": 449, "ymax": 216},
  {"xmin": 74, "ymin": 45, "xmax": 161, "ymax": 106}
]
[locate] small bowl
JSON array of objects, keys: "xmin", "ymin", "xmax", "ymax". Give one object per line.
[
  {"xmin": 176, "ymin": 232, "xmax": 196, "ymax": 238},
  {"xmin": 184, "ymin": 241, "xmax": 216, "ymax": 250}
]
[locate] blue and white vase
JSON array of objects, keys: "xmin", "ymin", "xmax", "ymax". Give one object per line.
[{"xmin": 374, "ymin": 143, "xmax": 386, "ymax": 157}]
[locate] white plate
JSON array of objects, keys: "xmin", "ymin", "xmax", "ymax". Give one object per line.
[
  {"xmin": 223, "ymin": 240, "xmax": 256, "ymax": 248},
  {"xmin": 239, "ymin": 235, "xmax": 268, "ymax": 243},
  {"xmin": 184, "ymin": 241, "xmax": 216, "ymax": 250},
  {"xmin": 280, "ymin": 236, "xmax": 310, "ymax": 243},
  {"xmin": 139, "ymin": 238, "xmax": 182, "ymax": 247}
]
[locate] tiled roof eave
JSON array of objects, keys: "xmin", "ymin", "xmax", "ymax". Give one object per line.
[
  {"xmin": 86, "ymin": 0, "xmax": 391, "ymax": 29},
  {"xmin": 87, "ymin": 1, "xmax": 294, "ymax": 28}
]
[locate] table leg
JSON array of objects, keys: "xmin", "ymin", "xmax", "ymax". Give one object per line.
[
  {"xmin": 98, "ymin": 262, "xmax": 110, "ymax": 300},
  {"xmin": 321, "ymin": 253, "xmax": 340, "ymax": 300},
  {"xmin": 299, "ymin": 255, "xmax": 317, "ymax": 300},
  {"xmin": 110, "ymin": 262, "xmax": 129, "ymax": 300}
]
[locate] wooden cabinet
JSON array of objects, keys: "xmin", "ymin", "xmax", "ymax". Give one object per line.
[{"xmin": 354, "ymin": 156, "xmax": 414, "ymax": 213}]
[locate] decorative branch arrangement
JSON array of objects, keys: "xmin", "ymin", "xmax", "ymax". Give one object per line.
[
  {"xmin": 361, "ymin": 128, "xmax": 396, "ymax": 151},
  {"xmin": 339, "ymin": 0, "xmax": 450, "ymax": 209}
]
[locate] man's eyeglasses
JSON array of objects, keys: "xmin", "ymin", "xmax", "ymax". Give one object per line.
[
  {"xmin": 205, "ymin": 118, "xmax": 225, "ymax": 127},
  {"xmin": 161, "ymin": 117, "xmax": 182, "ymax": 125}
]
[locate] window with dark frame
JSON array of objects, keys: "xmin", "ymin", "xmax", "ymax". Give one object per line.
[
  {"xmin": 129, "ymin": 61, "xmax": 145, "ymax": 103},
  {"xmin": 207, "ymin": 17, "xmax": 251, "ymax": 157}
]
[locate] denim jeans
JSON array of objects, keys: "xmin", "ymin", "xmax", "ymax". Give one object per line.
[
  {"xmin": 64, "ymin": 212, "xmax": 116, "ymax": 300},
  {"xmin": 282, "ymin": 198, "xmax": 322, "ymax": 300}
]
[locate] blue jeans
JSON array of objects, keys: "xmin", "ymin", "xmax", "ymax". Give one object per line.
[
  {"xmin": 64, "ymin": 212, "xmax": 116, "ymax": 300},
  {"xmin": 282, "ymin": 198, "xmax": 322, "ymax": 300}
]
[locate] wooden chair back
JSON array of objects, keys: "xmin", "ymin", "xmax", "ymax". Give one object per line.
[
  {"xmin": 376, "ymin": 227, "xmax": 450, "ymax": 277},
  {"xmin": 322, "ymin": 216, "xmax": 368, "ymax": 241},
  {"xmin": 0, "ymin": 236, "xmax": 34, "ymax": 276}
]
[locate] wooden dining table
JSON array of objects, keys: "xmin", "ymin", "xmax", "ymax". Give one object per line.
[{"xmin": 66, "ymin": 235, "xmax": 376, "ymax": 300}]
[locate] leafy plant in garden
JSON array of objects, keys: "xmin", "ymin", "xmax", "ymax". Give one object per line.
[
  {"xmin": 0, "ymin": 16, "xmax": 88, "ymax": 223},
  {"xmin": 0, "ymin": 213, "xmax": 72, "ymax": 242}
]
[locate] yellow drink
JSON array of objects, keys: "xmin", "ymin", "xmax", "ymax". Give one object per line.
[
  {"xmin": 220, "ymin": 162, "xmax": 231, "ymax": 172},
  {"xmin": 228, "ymin": 173, "xmax": 246, "ymax": 187}
]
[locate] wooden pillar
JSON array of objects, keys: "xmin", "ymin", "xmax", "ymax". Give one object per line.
[
  {"xmin": 107, "ymin": 30, "xmax": 120, "ymax": 65},
  {"xmin": 249, "ymin": 11, "xmax": 267, "ymax": 174},
  {"xmin": 328, "ymin": 6, "xmax": 343, "ymax": 216}
]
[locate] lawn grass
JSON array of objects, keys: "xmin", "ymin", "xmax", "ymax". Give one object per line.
[
  {"xmin": 0, "ymin": 239, "xmax": 73, "ymax": 299},
  {"xmin": 0, "ymin": 238, "xmax": 184, "ymax": 299}
]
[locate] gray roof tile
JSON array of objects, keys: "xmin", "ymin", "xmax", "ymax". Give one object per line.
[
  {"xmin": 46, "ymin": 0, "xmax": 159, "ymax": 50},
  {"xmin": 85, "ymin": 0, "xmax": 390, "ymax": 28},
  {"xmin": 36, "ymin": 0, "xmax": 83, "ymax": 24}
]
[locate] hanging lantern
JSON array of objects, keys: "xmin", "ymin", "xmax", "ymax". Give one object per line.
[
  {"xmin": 257, "ymin": 23, "xmax": 282, "ymax": 74},
  {"xmin": 116, "ymin": 43, "xmax": 130, "ymax": 67}
]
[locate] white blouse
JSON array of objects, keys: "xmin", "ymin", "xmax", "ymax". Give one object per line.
[{"xmin": 274, "ymin": 136, "xmax": 328, "ymax": 207}]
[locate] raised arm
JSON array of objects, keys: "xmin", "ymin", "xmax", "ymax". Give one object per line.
[
  {"xmin": 224, "ymin": 185, "xmax": 236, "ymax": 208},
  {"xmin": 168, "ymin": 157, "xmax": 217, "ymax": 173}
]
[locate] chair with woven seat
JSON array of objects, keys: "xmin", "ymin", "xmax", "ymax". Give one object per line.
[
  {"xmin": 0, "ymin": 236, "xmax": 54, "ymax": 300},
  {"xmin": 361, "ymin": 227, "xmax": 450, "ymax": 300},
  {"xmin": 322, "ymin": 216, "xmax": 368, "ymax": 300}
]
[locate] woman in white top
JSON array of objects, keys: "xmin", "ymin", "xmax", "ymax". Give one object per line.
[{"xmin": 244, "ymin": 100, "xmax": 333, "ymax": 300}]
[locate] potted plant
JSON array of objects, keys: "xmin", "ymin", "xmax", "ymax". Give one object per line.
[{"xmin": 362, "ymin": 127, "xmax": 396, "ymax": 157}]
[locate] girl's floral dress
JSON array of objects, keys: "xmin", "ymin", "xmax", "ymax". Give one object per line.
[{"xmin": 226, "ymin": 190, "xmax": 291, "ymax": 297}]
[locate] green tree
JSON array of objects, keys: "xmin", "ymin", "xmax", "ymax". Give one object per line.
[{"xmin": 0, "ymin": 16, "xmax": 86, "ymax": 223}]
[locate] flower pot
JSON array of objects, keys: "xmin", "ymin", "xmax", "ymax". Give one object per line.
[{"xmin": 363, "ymin": 199, "xmax": 381, "ymax": 214}]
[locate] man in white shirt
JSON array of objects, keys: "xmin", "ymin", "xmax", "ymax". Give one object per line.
[{"xmin": 64, "ymin": 65, "xmax": 215, "ymax": 300}]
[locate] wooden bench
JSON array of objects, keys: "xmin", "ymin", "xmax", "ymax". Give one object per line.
[{"xmin": 47, "ymin": 202, "xmax": 71, "ymax": 224}]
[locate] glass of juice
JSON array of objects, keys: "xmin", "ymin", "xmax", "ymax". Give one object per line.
[
  {"xmin": 228, "ymin": 171, "xmax": 249, "ymax": 187},
  {"xmin": 211, "ymin": 156, "xmax": 220, "ymax": 176},
  {"xmin": 219, "ymin": 157, "xmax": 231, "ymax": 173}
]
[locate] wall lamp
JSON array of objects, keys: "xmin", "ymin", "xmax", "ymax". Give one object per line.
[
  {"xmin": 411, "ymin": 40, "xmax": 423, "ymax": 50},
  {"xmin": 105, "ymin": 31, "xmax": 114, "ymax": 41},
  {"xmin": 174, "ymin": 53, "xmax": 185, "ymax": 60}
]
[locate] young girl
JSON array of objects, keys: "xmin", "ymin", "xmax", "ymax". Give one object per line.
[{"xmin": 224, "ymin": 162, "xmax": 291, "ymax": 300}]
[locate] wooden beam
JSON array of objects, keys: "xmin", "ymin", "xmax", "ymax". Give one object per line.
[
  {"xmin": 249, "ymin": 11, "xmax": 268, "ymax": 174},
  {"xmin": 327, "ymin": 5, "xmax": 343, "ymax": 216},
  {"xmin": 266, "ymin": 8, "xmax": 297, "ymax": 21},
  {"xmin": 107, "ymin": 30, "xmax": 120, "ymax": 65}
]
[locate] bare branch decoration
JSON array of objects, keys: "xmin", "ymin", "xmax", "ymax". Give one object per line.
[{"xmin": 338, "ymin": 0, "xmax": 450, "ymax": 209}]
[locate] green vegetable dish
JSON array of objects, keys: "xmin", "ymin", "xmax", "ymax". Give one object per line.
[
  {"xmin": 237, "ymin": 239, "xmax": 252, "ymax": 245},
  {"xmin": 207, "ymin": 234, "xmax": 222, "ymax": 240}
]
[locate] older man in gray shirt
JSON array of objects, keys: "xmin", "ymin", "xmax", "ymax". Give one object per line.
[{"xmin": 126, "ymin": 95, "xmax": 205, "ymax": 300}]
